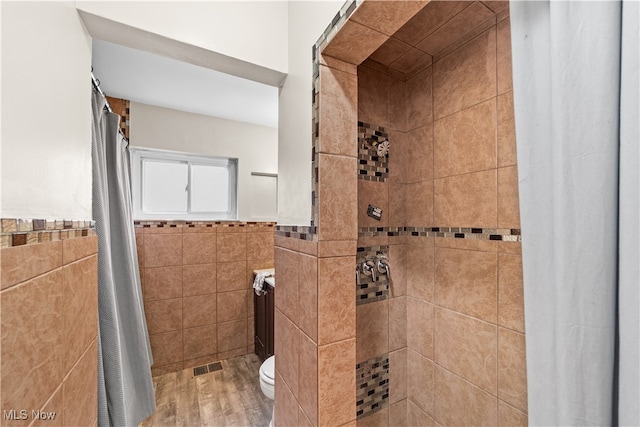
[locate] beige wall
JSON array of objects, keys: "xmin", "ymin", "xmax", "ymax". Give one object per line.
[
  {"xmin": 130, "ymin": 102, "xmax": 278, "ymax": 222},
  {"xmin": 76, "ymin": 1, "xmax": 288, "ymax": 85},
  {"xmin": 1, "ymin": 2, "xmax": 92, "ymax": 219},
  {"xmin": 1, "ymin": 231, "xmax": 98, "ymax": 426},
  {"xmin": 135, "ymin": 221, "xmax": 274, "ymax": 376}
]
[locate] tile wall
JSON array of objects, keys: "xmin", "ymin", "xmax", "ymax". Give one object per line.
[
  {"xmin": 135, "ymin": 221, "xmax": 275, "ymax": 376},
  {"xmin": 1, "ymin": 220, "xmax": 98, "ymax": 426},
  {"xmin": 354, "ymin": 2, "xmax": 528, "ymax": 425},
  {"xmin": 275, "ymin": 1, "xmax": 526, "ymax": 426}
]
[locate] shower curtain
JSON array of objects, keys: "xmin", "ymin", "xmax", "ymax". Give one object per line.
[
  {"xmin": 510, "ymin": 1, "xmax": 638, "ymax": 426},
  {"xmin": 92, "ymin": 89, "xmax": 156, "ymax": 426}
]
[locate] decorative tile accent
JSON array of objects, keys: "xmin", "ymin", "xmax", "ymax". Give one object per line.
[
  {"xmin": 274, "ymin": 225, "xmax": 318, "ymax": 241},
  {"xmin": 135, "ymin": 220, "xmax": 275, "ymax": 230},
  {"xmin": 356, "ymin": 354, "xmax": 390, "ymax": 419},
  {"xmin": 356, "ymin": 246, "xmax": 389, "ymax": 305},
  {"xmin": 358, "ymin": 226, "xmax": 522, "ymax": 242},
  {"xmin": 358, "ymin": 122, "xmax": 389, "ymax": 182},
  {"xmin": 0, "ymin": 218, "xmax": 96, "ymax": 249}
]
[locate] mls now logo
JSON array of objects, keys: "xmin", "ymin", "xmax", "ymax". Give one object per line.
[{"xmin": 3, "ymin": 409, "xmax": 57, "ymax": 421}]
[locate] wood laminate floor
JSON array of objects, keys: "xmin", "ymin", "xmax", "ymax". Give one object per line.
[{"xmin": 140, "ymin": 354, "xmax": 273, "ymax": 427}]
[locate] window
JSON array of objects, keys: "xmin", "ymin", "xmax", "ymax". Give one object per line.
[{"xmin": 130, "ymin": 147, "xmax": 237, "ymax": 220}]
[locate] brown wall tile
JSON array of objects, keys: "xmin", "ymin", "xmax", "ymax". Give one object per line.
[
  {"xmin": 407, "ymin": 67, "xmax": 433, "ymax": 131},
  {"xmin": 407, "ymin": 399, "xmax": 435, "ymax": 427},
  {"xmin": 416, "ymin": 1, "xmax": 494, "ymax": 56},
  {"xmin": 389, "ymin": 296, "xmax": 407, "ymax": 351},
  {"xmin": 407, "ymin": 297, "xmax": 433, "ymax": 358},
  {"xmin": 407, "ymin": 349, "xmax": 434, "ymax": 416},
  {"xmin": 433, "ymin": 27, "xmax": 497, "ymax": 120},
  {"xmin": 63, "ymin": 340, "xmax": 97, "ymax": 427},
  {"xmin": 275, "ymin": 247, "xmax": 299, "ymax": 326},
  {"xmin": 389, "ymin": 183, "xmax": 407, "ymax": 228},
  {"xmin": 434, "ymin": 365, "xmax": 497, "ymax": 426},
  {"xmin": 217, "ymin": 261, "xmax": 247, "ymax": 292},
  {"xmin": 183, "ymin": 232, "xmax": 216, "ymax": 265},
  {"xmin": 498, "ymin": 328, "xmax": 527, "ymax": 412},
  {"xmin": 406, "ymin": 180, "xmax": 434, "ymax": 227},
  {"xmin": 498, "ymin": 166, "xmax": 521, "ymax": 229},
  {"xmin": 62, "ymin": 235, "xmax": 98, "ymax": 265},
  {"xmin": 498, "ymin": 401, "xmax": 528, "ymax": 426},
  {"xmin": 406, "ymin": 243, "xmax": 434, "ymax": 302},
  {"xmin": 1, "ymin": 269, "xmax": 64, "ymax": 412},
  {"xmin": 498, "ymin": 254, "xmax": 525, "ymax": 333},
  {"xmin": 299, "ymin": 333, "xmax": 318, "ymax": 426},
  {"xmin": 144, "ymin": 266, "xmax": 183, "ymax": 301},
  {"xmin": 183, "ymin": 263, "xmax": 216, "ymax": 296},
  {"xmin": 247, "ymin": 231, "xmax": 275, "ymax": 261},
  {"xmin": 318, "ymin": 154, "xmax": 358, "ymax": 241},
  {"xmin": 388, "ymin": 244, "xmax": 407, "ymax": 297},
  {"xmin": 434, "ymin": 169, "xmax": 497, "ymax": 228},
  {"xmin": 388, "ymin": 130, "xmax": 408, "ymax": 184},
  {"xmin": 434, "ymin": 99, "xmax": 497, "ymax": 178},
  {"xmin": 318, "ymin": 339, "xmax": 356, "ymax": 426},
  {"xmin": 149, "ymin": 330, "xmax": 183, "ymax": 367},
  {"xmin": 299, "ymin": 254, "xmax": 318, "ymax": 342},
  {"xmin": 435, "ymin": 248, "xmax": 498, "ymax": 322},
  {"xmin": 389, "ymin": 400, "xmax": 408, "ymax": 426},
  {"xmin": 356, "ymin": 300, "xmax": 389, "ymax": 361},
  {"xmin": 274, "ymin": 371, "xmax": 299, "ymax": 427},
  {"xmin": 318, "ymin": 256, "xmax": 356, "ymax": 345},
  {"xmin": 358, "ymin": 180, "xmax": 389, "ymax": 228},
  {"xmin": 322, "ymin": 20, "xmax": 388, "ymax": 67},
  {"xmin": 358, "ymin": 64, "xmax": 389, "ymax": 127},
  {"xmin": 184, "ymin": 293, "xmax": 216, "ymax": 327},
  {"xmin": 406, "ymin": 124, "xmax": 434, "ymax": 184},
  {"xmin": 321, "ymin": 65, "xmax": 358, "ymax": 155},
  {"xmin": 349, "ymin": 1, "xmax": 427, "ymax": 37},
  {"xmin": 274, "ymin": 309, "xmax": 300, "ymax": 398},
  {"xmin": 217, "ymin": 290, "xmax": 247, "ymax": 323},
  {"xmin": 1, "ymin": 240, "xmax": 62, "ymax": 290},
  {"xmin": 216, "ymin": 232, "xmax": 246, "ymax": 263},
  {"xmin": 434, "ymin": 308, "xmax": 497, "ymax": 394},
  {"xmin": 357, "ymin": 407, "xmax": 388, "ymax": 427},
  {"xmin": 145, "ymin": 234, "xmax": 182, "ymax": 267},
  {"xmin": 145, "ymin": 298, "xmax": 182, "ymax": 334},
  {"xmin": 62, "ymin": 255, "xmax": 98, "ymax": 373},
  {"xmin": 183, "ymin": 324, "xmax": 217, "ymax": 359},
  {"xmin": 389, "ymin": 76, "xmax": 407, "ymax": 131},
  {"xmin": 217, "ymin": 319, "xmax": 247, "ymax": 353},
  {"xmin": 31, "ymin": 385, "xmax": 64, "ymax": 427},
  {"xmin": 389, "ymin": 348, "xmax": 408, "ymax": 404},
  {"xmin": 497, "ymin": 91, "xmax": 517, "ymax": 167},
  {"xmin": 317, "ymin": 240, "xmax": 356, "ymax": 258},
  {"xmin": 496, "ymin": 18, "xmax": 513, "ymax": 94}
]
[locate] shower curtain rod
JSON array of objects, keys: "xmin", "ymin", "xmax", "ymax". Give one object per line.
[
  {"xmin": 91, "ymin": 69, "xmax": 129, "ymax": 144},
  {"xmin": 91, "ymin": 70, "xmax": 114, "ymax": 114}
]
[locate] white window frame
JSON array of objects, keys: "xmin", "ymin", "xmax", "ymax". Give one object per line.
[{"xmin": 130, "ymin": 146, "xmax": 238, "ymax": 220}]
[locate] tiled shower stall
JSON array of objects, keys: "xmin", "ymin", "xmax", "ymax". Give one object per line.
[{"xmin": 274, "ymin": 1, "xmax": 527, "ymax": 426}]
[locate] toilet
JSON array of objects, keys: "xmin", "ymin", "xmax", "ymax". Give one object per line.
[{"xmin": 259, "ymin": 355, "xmax": 275, "ymax": 426}]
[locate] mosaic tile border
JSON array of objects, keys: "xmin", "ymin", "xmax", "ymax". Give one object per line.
[
  {"xmin": 134, "ymin": 220, "xmax": 276, "ymax": 230},
  {"xmin": 356, "ymin": 246, "xmax": 389, "ymax": 305},
  {"xmin": 274, "ymin": 225, "xmax": 318, "ymax": 241},
  {"xmin": 358, "ymin": 122, "xmax": 389, "ymax": 182},
  {"xmin": 356, "ymin": 354, "xmax": 389, "ymax": 419},
  {"xmin": 359, "ymin": 226, "xmax": 522, "ymax": 242},
  {"xmin": 0, "ymin": 218, "xmax": 96, "ymax": 249}
]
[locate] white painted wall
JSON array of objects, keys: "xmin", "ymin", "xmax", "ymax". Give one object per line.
[
  {"xmin": 1, "ymin": 1, "xmax": 93, "ymax": 220},
  {"xmin": 277, "ymin": 1, "xmax": 343, "ymax": 225},
  {"xmin": 76, "ymin": 1, "xmax": 288, "ymax": 77},
  {"xmin": 130, "ymin": 102, "xmax": 278, "ymax": 221}
]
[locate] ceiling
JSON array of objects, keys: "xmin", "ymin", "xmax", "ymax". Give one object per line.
[
  {"xmin": 368, "ymin": 0, "xmax": 508, "ymax": 78},
  {"xmin": 91, "ymin": 39, "xmax": 279, "ymax": 128}
]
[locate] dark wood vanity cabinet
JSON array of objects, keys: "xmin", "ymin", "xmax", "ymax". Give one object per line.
[{"xmin": 254, "ymin": 284, "xmax": 274, "ymax": 362}]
